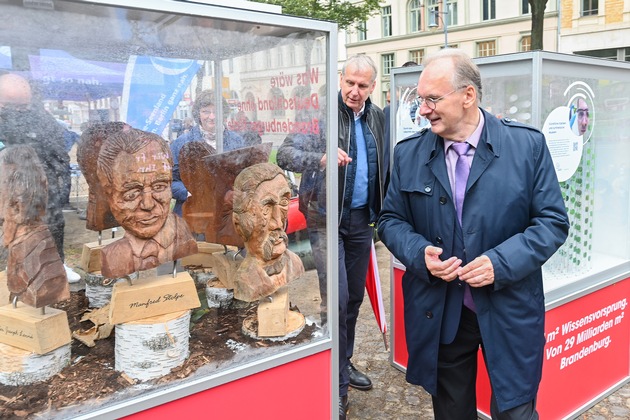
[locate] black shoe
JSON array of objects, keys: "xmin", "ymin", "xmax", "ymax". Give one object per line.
[
  {"xmin": 348, "ymin": 363, "xmax": 372, "ymax": 390},
  {"xmin": 339, "ymin": 395, "xmax": 349, "ymax": 420}
]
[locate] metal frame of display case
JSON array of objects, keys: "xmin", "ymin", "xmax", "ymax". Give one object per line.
[
  {"xmin": 0, "ymin": 0, "xmax": 339, "ymax": 418},
  {"xmin": 388, "ymin": 51, "xmax": 630, "ymax": 420}
]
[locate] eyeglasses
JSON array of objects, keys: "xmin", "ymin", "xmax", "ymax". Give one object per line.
[
  {"xmin": 576, "ymin": 109, "xmax": 589, "ymax": 119},
  {"xmin": 415, "ymin": 87, "xmax": 464, "ymax": 110}
]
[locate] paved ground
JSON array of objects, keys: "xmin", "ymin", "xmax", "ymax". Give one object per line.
[{"xmin": 348, "ymin": 241, "xmax": 630, "ymax": 420}]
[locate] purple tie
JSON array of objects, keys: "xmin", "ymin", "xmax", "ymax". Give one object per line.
[
  {"xmin": 452, "ymin": 142, "xmax": 470, "ymax": 225},
  {"xmin": 451, "ymin": 142, "xmax": 476, "ymax": 312}
]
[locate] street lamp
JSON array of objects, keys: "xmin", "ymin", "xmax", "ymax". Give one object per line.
[{"xmin": 428, "ymin": 1, "xmax": 448, "ymax": 48}]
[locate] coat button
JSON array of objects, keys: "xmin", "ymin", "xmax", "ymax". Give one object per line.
[
  {"xmin": 424, "ymin": 186, "xmax": 432, "ymax": 193},
  {"xmin": 439, "ymin": 196, "xmax": 447, "ymax": 205},
  {"xmin": 457, "ymin": 282, "xmax": 463, "ymax": 288},
  {"xmin": 425, "ymin": 311, "xmax": 433, "ymax": 319},
  {"xmin": 435, "ymin": 236, "xmax": 443, "ymax": 244}
]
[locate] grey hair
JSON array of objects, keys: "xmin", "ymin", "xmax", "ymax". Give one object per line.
[
  {"xmin": 342, "ymin": 54, "xmax": 378, "ymax": 83},
  {"xmin": 422, "ymin": 48, "xmax": 483, "ymax": 103}
]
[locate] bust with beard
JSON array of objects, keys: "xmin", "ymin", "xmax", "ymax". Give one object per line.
[{"xmin": 232, "ymin": 163, "xmax": 304, "ymax": 302}]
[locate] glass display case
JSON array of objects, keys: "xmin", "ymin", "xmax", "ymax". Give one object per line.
[
  {"xmin": 389, "ymin": 51, "xmax": 630, "ymax": 419},
  {"xmin": 0, "ymin": 1, "xmax": 338, "ymax": 418}
]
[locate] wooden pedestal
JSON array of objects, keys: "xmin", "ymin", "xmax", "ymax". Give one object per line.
[
  {"xmin": 208, "ymin": 251, "xmax": 242, "ymax": 290},
  {"xmin": 242, "ymin": 287, "xmax": 305, "ymax": 340},
  {"xmin": 79, "ymin": 237, "xmax": 121, "ymax": 273},
  {"xmin": 0, "ymin": 303, "xmax": 71, "ymax": 354},
  {"xmin": 180, "ymin": 241, "xmax": 225, "ymax": 268},
  {"xmin": 109, "ymin": 271, "xmax": 200, "ymax": 325},
  {"xmin": 0, "ymin": 342, "xmax": 71, "ymax": 386},
  {"xmin": 0, "ymin": 271, "xmax": 9, "ymax": 306},
  {"xmin": 115, "ymin": 310, "xmax": 191, "ymax": 382}
]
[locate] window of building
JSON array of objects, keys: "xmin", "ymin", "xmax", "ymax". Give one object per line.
[
  {"xmin": 477, "ymin": 40, "xmax": 496, "ymax": 57},
  {"xmin": 357, "ymin": 21, "xmax": 367, "ymax": 41},
  {"xmin": 277, "ymin": 48, "xmax": 284, "ymax": 67},
  {"xmin": 409, "ymin": 0, "xmax": 422, "ymax": 33},
  {"xmin": 575, "ymin": 48, "xmax": 619, "ymax": 61},
  {"xmin": 410, "ymin": 49, "xmax": 424, "ymax": 64},
  {"xmin": 265, "ymin": 50, "xmax": 272, "ymax": 68},
  {"xmin": 582, "ymin": 0, "xmax": 598, "ymax": 16},
  {"xmin": 269, "ymin": 87, "xmax": 285, "ymax": 117},
  {"xmin": 446, "ymin": 0, "xmax": 458, "ymax": 26},
  {"xmin": 522, "ymin": 0, "xmax": 530, "ymax": 14},
  {"xmin": 288, "ymin": 45, "xmax": 296, "ymax": 66},
  {"xmin": 382, "ymin": 6, "xmax": 392, "ymax": 37},
  {"xmin": 312, "ymin": 39, "xmax": 323, "ymax": 63},
  {"xmin": 382, "ymin": 53, "xmax": 395, "ymax": 76},
  {"xmin": 520, "ymin": 35, "xmax": 532, "ymax": 52},
  {"xmin": 482, "ymin": 0, "xmax": 496, "ymax": 21},
  {"xmin": 427, "ymin": 0, "xmax": 439, "ymax": 27}
]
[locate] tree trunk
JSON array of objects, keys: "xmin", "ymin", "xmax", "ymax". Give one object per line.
[{"xmin": 530, "ymin": 0, "xmax": 548, "ymax": 50}]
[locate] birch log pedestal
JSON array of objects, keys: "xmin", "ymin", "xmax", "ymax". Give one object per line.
[
  {"xmin": 0, "ymin": 302, "xmax": 71, "ymax": 385},
  {"xmin": 110, "ymin": 271, "xmax": 201, "ymax": 381}
]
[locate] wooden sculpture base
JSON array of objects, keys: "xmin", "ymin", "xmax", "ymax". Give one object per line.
[
  {"xmin": 0, "ymin": 303, "xmax": 71, "ymax": 354},
  {"xmin": 0, "ymin": 271, "xmax": 9, "ymax": 306},
  {"xmin": 84, "ymin": 271, "xmax": 138, "ymax": 308},
  {"xmin": 0, "ymin": 341, "xmax": 70, "ymax": 386},
  {"xmin": 108, "ymin": 271, "xmax": 200, "ymax": 325},
  {"xmin": 79, "ymin": 237, "xmax": 121, "ymax": 273},
  {"xmin": 207, "ymin": 251, "xmax": 242, "ymax": 290},
  {"xmin": 241, "ymin": 287, "xmax": 305, "ymax": 341},
  {"xmin": 180, "ymin": 241, "xmax": 225, "ymax": 269},
  {"xmin": 115, "ymin": 310, "xmax": 191, "ymax": 382}
]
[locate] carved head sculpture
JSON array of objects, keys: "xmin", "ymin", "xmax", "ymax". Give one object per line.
[
  {"xmin": 97, "ymin": 128, "xmax": 172, "ymax": 239},
  {"xmin": 0, "ymin": 145, "xmax": 69, "ymax": 307},
  {"xmin": 232, "ymin": 163, "xmax": 291, "ymax": 263},
  {"xmin": 77, "ymin": 121, "xmax": 131, "ymax": 231},
  {"xmin": 0, "ymin": 145, "xmax": 48, "ymax": 246}
]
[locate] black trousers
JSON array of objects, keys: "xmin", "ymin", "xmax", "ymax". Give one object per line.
[{"xmin": 432, "ymin": 306, "xmax": 539, "ymax": 420}]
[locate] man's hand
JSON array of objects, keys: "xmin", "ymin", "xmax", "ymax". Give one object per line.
[
  {"xmin": 320, "ymin": 148, "xmax": 352, "ymax": 169},
  {"xmin": 425, "ymin": 245, "xmax": 462, "ymax": 282},
  {"xmin": 458, "ymin": 255, "xmax": 495, "ymax": 287}
]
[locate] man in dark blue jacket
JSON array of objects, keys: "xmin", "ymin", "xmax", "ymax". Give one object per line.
[
  {"xmin": 379, "ymin": 49, "xmax": 569, "ymax": 420},
  {"xmin": 170, "ymin": 90, "xmax": 244, "ymax": 216}
]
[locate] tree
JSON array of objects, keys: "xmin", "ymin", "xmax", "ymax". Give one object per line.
[
  {"xmin": 529, "ymin": 0, "xmax": 549, "ymax": 50},
  {"xmin": 253, "ymin": 0, "xmax": 381, "ymax": 31}
]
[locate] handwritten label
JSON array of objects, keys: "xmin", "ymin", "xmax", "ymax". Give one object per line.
[
  {"xmin": 0, "ymin": 323, "xmax": 34, "ymax": 340},
  {"xmin": 128, "ymin": 293, "xmax": 185, "ymax": 310}
]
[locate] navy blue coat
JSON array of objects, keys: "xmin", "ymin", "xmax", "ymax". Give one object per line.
[{"xmin": 378, "ymin": 109, "xmax": 569, "ymax": 412}]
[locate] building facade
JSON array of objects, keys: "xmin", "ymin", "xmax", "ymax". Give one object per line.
[{"xmin": 344, "ymin": 0, "xmax": 630, "ymax": 108}]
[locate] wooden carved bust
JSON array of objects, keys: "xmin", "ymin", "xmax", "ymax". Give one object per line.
[
  {"xmin": 232, "ymin": 163, "xmax": 304, "ymax": 302},
  {"xmin": 76, "ymin": 122, "xmax": 130, "ymax": 231},
  {"xmin": 97, "ymin": 129, "xmax": 197, "ymax": 278},
  {"xmin": 0, "ymin": 145, "xmax": 69, "ymax": 307}
]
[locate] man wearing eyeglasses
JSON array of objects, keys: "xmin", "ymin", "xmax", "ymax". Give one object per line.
[
  {"xmin": 378, "ymin": 49, "xmax": 569, "ymax": 419},
  {"xmin": 572, "ymin": 97, "xmax": 589, "ymax": 136}
]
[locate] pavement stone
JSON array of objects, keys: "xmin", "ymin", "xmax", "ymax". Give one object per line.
[{"xmin": 348, "ymin": 241, "xmax": 630, "ymax": 420}]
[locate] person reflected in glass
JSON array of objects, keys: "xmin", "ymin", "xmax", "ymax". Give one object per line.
[
  {"xmin": 169, "ymin": 90, "xmax": 245, "ymax": 216},
  {"xmin": 0, "ymin": 72, "xmax": 81, "ymax": 283}
]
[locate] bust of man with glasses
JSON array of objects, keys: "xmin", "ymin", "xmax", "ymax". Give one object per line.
[{"xmin": 97, "ymin": 128, "xmax": 197, "ymax": 278}]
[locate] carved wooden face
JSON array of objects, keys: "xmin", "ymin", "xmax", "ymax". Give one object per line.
[
  {"xmin": 0, "ymin": 163, "xmax": 17, "ymax": 245},
  {"xmin": 108, "ymin": 141, "xmax": 172, "ymax": 239},
  {"xmin": 246, "ymin": 174, "xmax": 291, "ymax": 261}
]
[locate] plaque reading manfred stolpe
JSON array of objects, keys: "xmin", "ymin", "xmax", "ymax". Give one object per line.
[
  {"xmin": 109, "ymin": 271, "xmax": 200, "ymax": 325},
  {"xmin": 0, "ymin": 302, "xmax": 71, "ymax": 354}
]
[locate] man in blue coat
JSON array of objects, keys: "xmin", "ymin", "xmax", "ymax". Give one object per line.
[{"xmin": 378, "ymin": 49, "xmax": 569, "ymax": 419}]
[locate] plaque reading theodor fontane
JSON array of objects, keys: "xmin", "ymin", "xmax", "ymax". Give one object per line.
[
  {"xmin": 231, "ymin": 163, "xmax": 304, "ymax": 302},
  {"xmin": 97, "ymin": 129, "xmax": 197, "ymax": 278},
  {"xmin": 0, "ymin": 145, "xmax": 70, "ymax": 308}
]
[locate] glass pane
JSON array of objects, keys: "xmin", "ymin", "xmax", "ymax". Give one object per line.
[{"xmin": 0, "ymin": 1, "xmax": 331, "ymax": 417}]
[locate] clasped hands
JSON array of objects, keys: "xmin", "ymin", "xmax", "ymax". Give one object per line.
[{"xmin": 425, "ymin": 245, "xmax": 495, "ymax": 287}]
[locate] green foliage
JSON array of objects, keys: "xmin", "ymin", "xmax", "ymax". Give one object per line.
[{"xmin": 253, "ymin": 0, "xmax": 382, "ymax": 30}]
